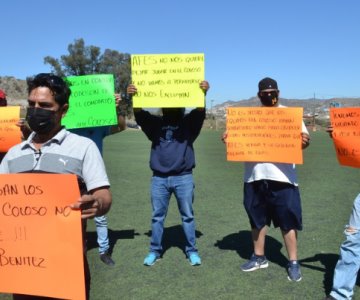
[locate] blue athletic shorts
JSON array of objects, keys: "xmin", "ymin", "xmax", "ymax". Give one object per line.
[{"xmin": 243, "ymin": 180, "xmax": 302, "ymax": 231}]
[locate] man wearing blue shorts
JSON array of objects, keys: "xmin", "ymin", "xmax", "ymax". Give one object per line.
[{"xmin": 224, "ymin": 77, "xmax": 310, "ymax": 281}]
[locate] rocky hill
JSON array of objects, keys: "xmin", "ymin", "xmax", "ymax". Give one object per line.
[{"xmin": 0, "ymin": 76, "xmax": 27, "ymax": 105}]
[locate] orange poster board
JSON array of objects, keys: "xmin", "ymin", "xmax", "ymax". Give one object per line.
[
  {"xmin": 0, "ymin": 106, "xmax": 22, "ymax": 152},
  {"xmin": 226, "ymin": 107, "xmax": 303, "ymax": 164},
  {"xmin": 0, "ymin": 174, "xmax": 85, "ymax": 300},
  {"xmin": 330, "ymin": 107, "xmax": 360, "ymax": 168}
]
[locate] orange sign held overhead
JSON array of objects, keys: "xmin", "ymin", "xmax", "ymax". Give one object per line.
[
  {"xmin": 226, "ymin": 107, "xmax": 304, "ymax": 164},
  {"xmin": 0, "ymin": 174, "xmax": 85, "ymax": 300},
  {"xmin": 0, "ymin": 106, "xmax": 22, "ymax": 152},
  {"xmin": 330, "ymin": 107, "xmax": 360, "ymax": 168}
]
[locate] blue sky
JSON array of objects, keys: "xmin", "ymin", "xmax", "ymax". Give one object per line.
[{"xmin": 1, "ymin": 0, "xmax": 360, "ymax": 104}]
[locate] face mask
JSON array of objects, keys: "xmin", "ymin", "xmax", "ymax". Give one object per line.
[
  {"xmin": 26, "ymin": 107, "xmax": 57, "ymax": 134},
  {"xmin": 259, "ymin": 91, "xmax": 279, "ymax": 107}
]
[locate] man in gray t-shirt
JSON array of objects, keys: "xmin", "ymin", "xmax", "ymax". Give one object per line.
[{"xmin": 0, "ymin": 73, "xmax": 112, "ymax": 300}]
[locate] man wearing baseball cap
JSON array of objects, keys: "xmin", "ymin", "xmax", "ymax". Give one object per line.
[{"xmin": 224, "ymin": 77, "xmax": 310, "ymax": 282}]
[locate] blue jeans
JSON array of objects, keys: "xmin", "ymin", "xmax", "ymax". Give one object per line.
[
  {"xmin": 149, "ymin": 174, "xmax": 197, "ymax": 256},
  {"xmin": 331, "ymin": 193, "xmax": 360, "ymax": 300},
  {"xmin": 94, "ymin": 215, "xmax": 110, "ymax": 254}
]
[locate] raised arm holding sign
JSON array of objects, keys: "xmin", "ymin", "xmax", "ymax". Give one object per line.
[{"xmin": 127, "ymin": 73, "xmax": 209, "ymax": 266}]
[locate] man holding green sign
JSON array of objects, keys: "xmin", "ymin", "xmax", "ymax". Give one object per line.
[{"xmin": 65, "ymin": 74, "xmax": 126, "ymax": 266}]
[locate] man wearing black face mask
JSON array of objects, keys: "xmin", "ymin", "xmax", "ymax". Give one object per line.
[
  {"xmin": 127, "ymin": 81, "xmax": 209, "ymax": 267},
  {"xmin": 0, "ymin": 73, "xmax": 112, "ymax": 300},
  {"xmin": 258, "ymin": 78, "xmax": 280, "ymax": 107},
  {"xmin": 222, "ymin": 77, "xmax": 310, "ymax": 282}
]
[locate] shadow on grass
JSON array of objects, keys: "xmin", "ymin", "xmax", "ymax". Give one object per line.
[
  {"xmin": 214, "ymin": 230, "xmax": 289, "ymax": 268},
  {"xmin": 86, "ymin": 229, "xmax": 140, "ymax": 254},
  {"xmin": 145, "ymin": 225, "xmax": 203, "ymax": 257},
  {"xmin": 299, "ymin": 253, "xmax": 339, "ymax": 295}
]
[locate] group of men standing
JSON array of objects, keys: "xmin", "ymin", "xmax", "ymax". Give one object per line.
[{"xmin": 0, "ymin": 74, "xmax": 357, "ymax": 300}]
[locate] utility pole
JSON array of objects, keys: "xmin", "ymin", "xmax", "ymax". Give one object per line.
[
  {"xmin": 210, "ymin": 99, "xmax": 215, "ymax": 129},
  {"xmin": 312, "ymin": 93, "xmax": 316, "ymax": 131}
]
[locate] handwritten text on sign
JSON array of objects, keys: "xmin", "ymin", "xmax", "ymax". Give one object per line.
[
  {"xmin": 131, "ymin": 53, "xmax": 205, "ymax": 108},
  {"xmin": 0, "ymin": 174, "xmax": 85, "ymax": 300},
  {"xmin": 330, "ymin": 107, "xmax": 360, "ymax": 168},
  {"xmin": 226, "ymin": 107, "xmax": 304, "ymax": 164},
  {"xmin": 61, "ymin": 74, "xmax": 117, "ymax": 129},
  {"xmin": 0, "ymin": 106, "xmax": 21, "ymax": 152}
]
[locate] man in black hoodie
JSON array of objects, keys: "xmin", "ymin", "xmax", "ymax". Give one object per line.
[{"xmin": 127, "ymin": 81, "xmax": 209, "ymax": 266}]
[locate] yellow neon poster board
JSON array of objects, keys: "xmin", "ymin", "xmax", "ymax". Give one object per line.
[{"xmin": 131, "ymin": 53, "xmax": 205, "ymax": 108}]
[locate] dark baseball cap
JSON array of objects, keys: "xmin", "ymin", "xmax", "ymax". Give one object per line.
[{"xmin": 258, "ymin": 77, "xmax": 278, "ymax": 91}]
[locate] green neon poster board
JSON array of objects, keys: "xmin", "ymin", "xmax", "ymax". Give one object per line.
[
  {"xmin": 131, "ymin": 53, "xmax": 205, "ymax": 108},
  {"xmin": 61, "ymin": 74, "xmax": 117, "ymax": 129}
]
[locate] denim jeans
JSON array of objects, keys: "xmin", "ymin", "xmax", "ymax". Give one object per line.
[
  {"xmin": 94, "ymin": 215, "xmax": 110, "ymax": 254},
  {"xmin": 331, "ymin": 193, "xmax": 360, "ymax": 300},
  {"xmin": 149, "ymin": 174, "xmax": 197, "ymax": 256}
]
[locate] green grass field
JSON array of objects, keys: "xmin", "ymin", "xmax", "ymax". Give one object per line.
[{"xmin": 1, "ymin": 129, "xmax": 359, "ymax": 299}]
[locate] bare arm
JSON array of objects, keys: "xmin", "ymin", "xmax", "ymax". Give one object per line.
[
  {"xmin": 326, "ymin": 125, "xmax": 334, "ymax": 138},
  {"xmin": 197, "ymin": 80, "xmax": 210, "ymax": 110},
  {"xmin": 301, "ymin": 132, "xmax": 310, "ymax": 149},
  {"xmin": 71, "ymin": 187, "xmax": 112, "ymax": 219},
  {"xmin": 127, "ymin": 84, "xmax": 141, "ymax": 113},
  {"xmin": 110, "ymin": 93, "xmax": 126, "ymax": 134}
]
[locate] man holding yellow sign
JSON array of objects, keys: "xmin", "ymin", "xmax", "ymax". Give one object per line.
[{"xmin": 127, "ymin": 77, "xmax": 209, "ymax": 267}]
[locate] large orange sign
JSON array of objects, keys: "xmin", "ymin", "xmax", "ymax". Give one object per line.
[
  {"xmin": 330, "ymin": 107, "xmax": 360, "ymax": 168},
  {"xmin": 0, "ymin": 174, "xmax": 85, "ymax": 300},
  {"xmin": 226, "ymin": 107, "xmax": 304, "ymax": 164},
  {"xmin": 0, "ymin": 106, "xmax": 22, "ymax": 152}
]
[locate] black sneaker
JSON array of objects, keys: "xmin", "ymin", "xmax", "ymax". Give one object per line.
[
  {"xmin": 100, "ymin": 252, "xmax": 115, "ymax": 266},
  {"xmin": 287, "ymin": 260, "xmax": 302, "ymax": 282}
]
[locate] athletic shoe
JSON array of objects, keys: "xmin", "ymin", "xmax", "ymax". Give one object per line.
[
  {"xmin": 240, "ymin": 254, "xmax": 269, "ymax": 272},
  {"xmin": 100, "ymin": 251, "xmax": 115, "ymax": 266},
  {"xmin": 188, "ymin": 252, "xmax": 201, "ymax": 266},
  {"xmin": 287, "ymin": 260, "xmax": 302, "ymax": 282},
  {"xmin": 143, "ymin": 252, "xmax": 159, "ymax": 266}
]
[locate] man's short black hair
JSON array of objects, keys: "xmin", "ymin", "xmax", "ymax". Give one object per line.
[{"xmin": 27, "ymin": 73, "xmax": 71, "ymax": 106}]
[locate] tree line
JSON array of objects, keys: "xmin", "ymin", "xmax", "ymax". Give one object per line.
[{"xmin": 44, "ymin": 38, "xmax": 132, "ymax": 115}]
